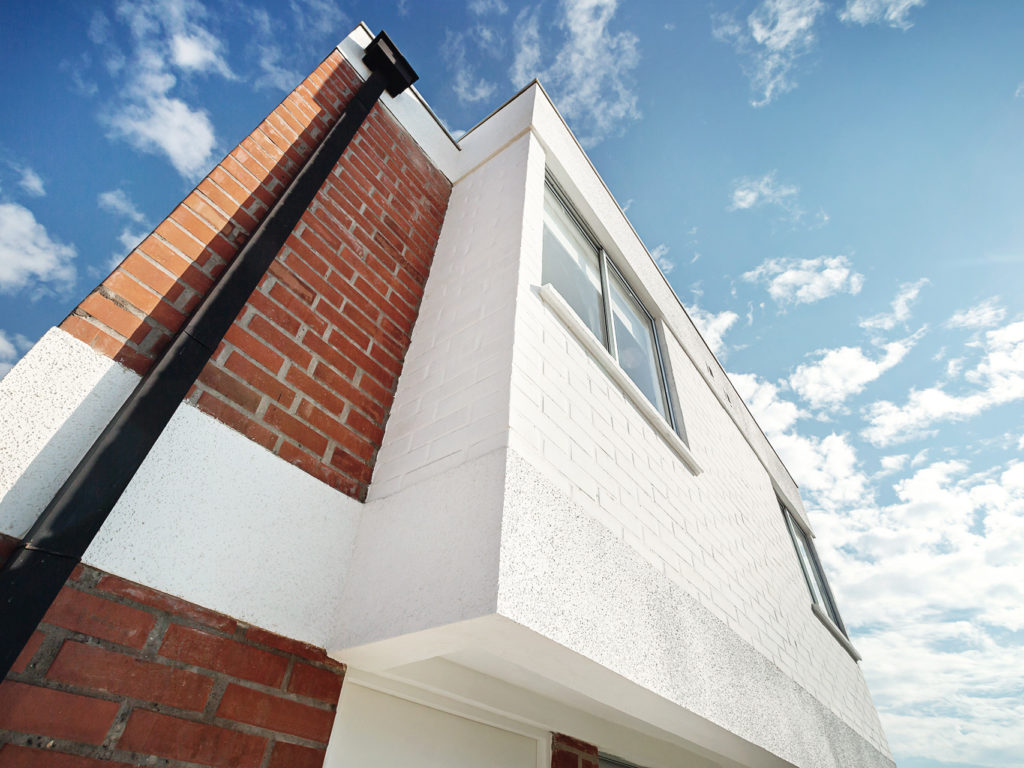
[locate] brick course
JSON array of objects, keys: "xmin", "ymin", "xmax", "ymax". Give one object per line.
[
  {"xmin": 59, "ymin": 47, "xmax": 452, "ymax": 502},
  {"xmin": 0, "ymin": 534, "xmax": 345, "ymax": 768}
]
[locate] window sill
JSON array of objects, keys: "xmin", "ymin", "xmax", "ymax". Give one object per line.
[
  {"xmin": 811, "ymin": 602, "xmax": 861, "ymax": 662},
  {"xmin": 539, "ymin": 283, "xmax": 702, "ymax": 477}
]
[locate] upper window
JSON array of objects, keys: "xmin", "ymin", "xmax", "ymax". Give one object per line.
[
  {"xmin": 782, "ymin": 501, "xmax": 848, "ymax": 637},
  {"xmin": 542, "ymin": 177, "xmax": 676, "ymax": 429}
]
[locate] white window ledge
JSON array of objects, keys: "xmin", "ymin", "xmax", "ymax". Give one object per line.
[
  {"xmin": 539, "ymin": 283, "xmax": 702, "ymax": 477},
  {"xmin": 811, "ymin": 602, "xmax": 862, "ymax": 662}
]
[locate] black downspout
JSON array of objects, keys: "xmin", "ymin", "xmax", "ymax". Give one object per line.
[{"xmin": 0, "ymin": 31, "xmax": 417, "ymax": 678}]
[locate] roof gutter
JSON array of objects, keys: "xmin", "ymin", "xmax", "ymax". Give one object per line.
[{"xmin": 0, "ymin": 31, "xmax": 417, "ymax": 678}]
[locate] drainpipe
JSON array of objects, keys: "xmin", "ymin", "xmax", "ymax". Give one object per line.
[{"xmin": 0, "ymin": 31, "xmax": 417, "ymax": 678}]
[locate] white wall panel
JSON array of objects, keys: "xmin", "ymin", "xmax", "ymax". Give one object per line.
[{"xmin": 325, "ymin": 683, "xmax": 538, "ymax": 768}]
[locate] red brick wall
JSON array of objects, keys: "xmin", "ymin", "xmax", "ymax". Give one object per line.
[
  {"xmin": 0, "ymin": 535, "xmax": 344, "ymax": 768},
  {"xmin": 59, "ymin": 47, "xmax": 452, "ymax": 501},
  {"xmin": 188, "ymin": 96, "xmax": 449, "ymax": 500},
  {"xmin": 61, "ymin": 51, "xmax": 358, "ymax": 377},
  {"xmin": 552, "ymin": 733, "xmax": 599, "ymax": 768}
]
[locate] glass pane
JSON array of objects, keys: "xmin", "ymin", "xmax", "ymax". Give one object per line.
[
  {"xmin": 787, "ymin": 513, "xmax": 829, "ymax": 609},
  {"xmin": 607, "ymin": 267, "xmax": 668, "ymax": 418},
  {"xmin": 542, "ymin": 187, "xmax": 605, "ymax": 344},
  {"xmin": 807, "ymin": 543, "xmax": 843, "ymax": 626}
]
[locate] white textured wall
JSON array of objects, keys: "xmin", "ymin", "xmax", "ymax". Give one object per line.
[
  {"xmin": 368, "ymin": 131, "xmax": 538, "ymax": 501},
  {"xmin": 498, "ymin": 452, "xmax": 894, "ymax": 768},
  {"xmin": 0, "ymin": 328, "xmax": 363, "ymax": 647},
  {"xmin": 0, "ymin": 328, "xmax": 138, "ymax": 538},
  {"xmin": 505, "ymin": 127, "xmax": 889, "ymax": 755},
  {"xmin": 325, "ymin": 684, "xmax": 539, "ymax": 768}
]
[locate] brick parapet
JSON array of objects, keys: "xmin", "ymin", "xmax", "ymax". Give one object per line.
[
  {"xmin": 186, "ymin": 103, "xmax": 450, "ymax": 499},
  {"xmin": 0, "ymin": 533, "xmax": 344, "ymax": 768},
  {"xmin": 60, "ymin": 50, "xmax": 356, "ymax": 378},
  {"xmin": 57, "ymin": 45, "xmax": 452, "ymax": 500}
]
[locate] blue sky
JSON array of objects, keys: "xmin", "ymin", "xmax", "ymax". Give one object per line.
[{"xmin": 1, "ymin": 1, "xmax": 1022, "ymax": 765}]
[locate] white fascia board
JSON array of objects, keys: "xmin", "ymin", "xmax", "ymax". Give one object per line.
[{"xmin": 336, "ymin": 25, "xmax": 539, "ymax": 185}]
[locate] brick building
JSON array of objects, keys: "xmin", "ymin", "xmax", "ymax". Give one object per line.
[{"xmin": 0, "ymin": 24, "xmax": 894, "ymax": 768}]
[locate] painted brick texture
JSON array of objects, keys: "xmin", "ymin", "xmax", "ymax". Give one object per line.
[
  {"xmin": 551, "ymin": 733, "xmax": 598, "ymax": 768},
  {"xmin": 58, "ymin": 47, "xmax": 452, "ymax": 501},
  {"xmin": 508, "ymin": 161, "xmax": 888, "ymax": 752},
  {"xmin": 0, "ymin": 534, "xmax": 344, "ymax": 768}
]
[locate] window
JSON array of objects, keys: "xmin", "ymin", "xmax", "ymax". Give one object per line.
[
  {"xmin": 542, "ymin": 176, "xmax": 676, "ymax": 429},
  {"xmin": 781, "ymin": 501, "xmax": 848, "ymax": 638}
]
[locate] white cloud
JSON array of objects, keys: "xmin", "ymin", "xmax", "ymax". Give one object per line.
[
  {"xmin": 859, "ymin": 278, "xmax": 928, "ymax": 331},
  {"xmin": 819, "ymin": 457, "xmax": 1024, "ymax": 767},
  {"xmin": 732, "ymin": 372, "xmax": 868, "ymax": 511},
  {"xmin": 0, "ymin": 203, "xmax": 77, "ymax": 296},
  {"xmin": 445, "ymin": 26, "xmax": 499, "ymax": 105},
  {"xmin": 729, "ymin": 171, "xmax": 801, "ymax": 218},
  {"xmin": 100, "ymin": 0, "xmax": 231, "ymax": 179},
  {"xmin": 245, "ymin": 1, "xmax": 346, "ymax": 93},
  {"xmin": 742, "ymin": 254, "xmax": 864, "ymax": 306},
  {"xmin": 108, "ymin": 85, "xmax": 217, "ymax": 179},
  {"xmin": 732, "ymin": 366, "xmax": 1024, "ymax": 763},
  {"xmin": 839, "ymin": 0, "xmax": 926, "ymax": 30},
  {"xmin": 99, "ymin": 189, "xmax": 150, "ymax": 267},
  {"xmin": 117, "ymin": 229, "xmax": 149, "ymax": 253},
  {"xmin": 99, "ymin": 189, "xmax": 147, "ymax": 224},
  {"xmin": 732, "ymin": 373, "xmax": 805, "ymax": 434},
  {"xmin": 511, "ymin": 0, "xmax": 641, "ymax": 146},
  {"xmin": 249, "ymin": 9, "xmax": 302, "ymax": 92},
  {"xmin": 17, "ymin": 167, "xmax": 46, "ymax": 197},
  {"xmin": 789, "ymin": 335, "xmax": 920, "ymax": 409},
  {"xmin": 0, "ymin": 330, "xmax": 35, "ymax": 378},
  {"xmin": 878, "ymin": 453, "xmax": 908, "ymax": 475},
  {"xmin": 469, "ymin": 0, "xmax": 508, "ymax": 13},
  {"xmin": 170, "ymin": 31, "xmax": 235, "ymax": 78},
  {"xmin": 863, "ymin": 320, "xmax": 1024, "ymax": 446},
  {"xmin": 686, "ymin": 304, "xmax": 739, "ymax": 358},
  {"xmin": 946, "ymin": 297, "xmax": 1006, "ymax": 329},
  {"xmin": 713, "ymin": 0, "xmax": 826, "ymax": 107},
  {"xmin": 650, "ymin": 243, "xmax": 673, "ymax": 274},
  {"xmin": 1016, "ymin": 82, "xmax": 1024, "ymax": 100},
  {"xmin": 511, "ymin": 7, "xmax": 542, "ymax": 85}
]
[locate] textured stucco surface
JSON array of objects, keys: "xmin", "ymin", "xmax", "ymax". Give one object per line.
[
  {"xmin": 498, "ymin": 450, "xmax": 895, "ymax": 768},
  {"xmin": 86, "ymin": 401, "xmax": 363, "ymax": 647},
  {"xmin": 0, "ymin": 328, "xmax": 138, "ymax": 538},
  {"xmin": 0, "ymin": 326, "xmax": 364, "ymax": 647},
  {"xmin": 335, "ymin": 447, "xmax": 506, "ymax": 650}
]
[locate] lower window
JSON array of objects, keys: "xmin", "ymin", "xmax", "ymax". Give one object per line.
[{"xmin": 781, "ymin": 500, "xmax": 849, "ymax": 637}]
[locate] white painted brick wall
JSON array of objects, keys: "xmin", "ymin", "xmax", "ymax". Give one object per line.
[
  {"xmin": 368, "ymin": 132, "xmax": 541, "ymax": 500},
  {"xmin": 507, "ymin": 142, "xmax": 889, "ymax": 755}
]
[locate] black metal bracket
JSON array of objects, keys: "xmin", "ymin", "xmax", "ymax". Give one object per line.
[{"xmin": 363, "ymin": 31, "xmax": 418, "ymax": 97}]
